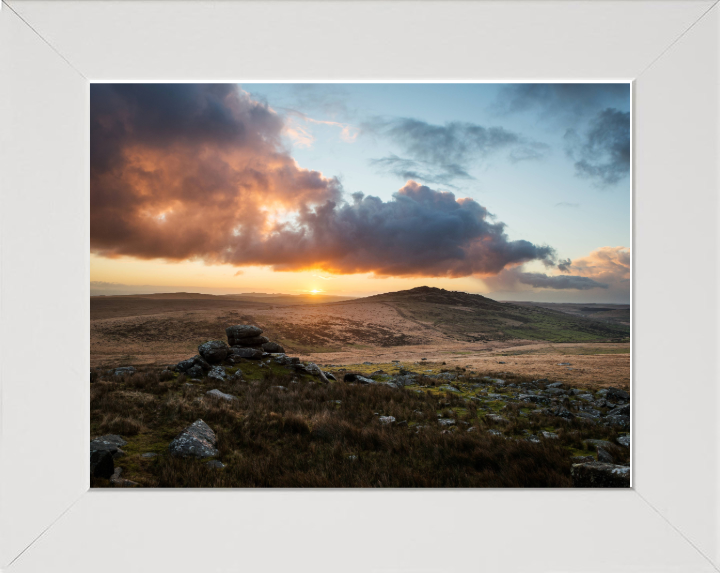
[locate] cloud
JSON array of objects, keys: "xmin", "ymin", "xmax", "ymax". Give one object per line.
[
  {"xmin": 484, "ymin": 267, "xmax": 608, "ymax": 291},
  {"xmin": 369, "ymin": 155, "xmax": 472, "ymax": 187},
  {"xmin": 557, "ymin": 258, "xmax": 572, "ymax": 272},
  {"xmin": 555, "ymin": 202, "xmax": 579, "ymax": 208},
  {"xmin": 494, "ymin": 84, "xmax": 630, "ymax": 119},
  {"xmin": 226, "ymin": 181, "xmax": 558, "ymax": 277},
  {"xmin": 516, "ymin": 272, "xmax": 608, "ymax": 290},
  {"xmin": 91, "ymin": 84, "xmax": 343, "ymax": 262},
  {"xmin": 484, "ymin": 246, "xmax": 629, "ymax": 295},
  {"xmin": 283, "ymin": 110, "xmax": 357, "ymax": 148},
  {"xmin": 365, "ymin": 118, "xmax": 549, "ymax": 184},
  {"xmin": 569, "ymin": 246, "xmax": 630, "ymax": 285},
  {"xmin": 91, "ymin": 85, "xmax": 557, "ymax": 278},
  {"xmin": 565, "ymin": 108, "xmax": 630, "ymax": 186}
]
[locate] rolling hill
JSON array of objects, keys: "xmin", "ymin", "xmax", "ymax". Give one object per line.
[{"xmin": 350, "ymin": 286, "xmax": 630, "ymax": 343}]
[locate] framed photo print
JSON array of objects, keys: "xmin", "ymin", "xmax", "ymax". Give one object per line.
[{"xmin": 1, "ymin": 0, "xmax": 717, "ymax": 571}]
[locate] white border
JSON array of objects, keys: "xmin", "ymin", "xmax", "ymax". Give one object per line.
[{"xmin": 1, "ymin": 0, "xmax": 717, "ymax": 572}]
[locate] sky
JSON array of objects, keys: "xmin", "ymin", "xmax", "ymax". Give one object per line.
[{"xmin": 90, "ymin": 83, "xmax": 631, "ymax": 303}]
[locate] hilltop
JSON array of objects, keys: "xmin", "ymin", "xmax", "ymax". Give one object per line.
[{"xmin": 348, "ymin": 286, "xmax": 629, "ymax": 343}]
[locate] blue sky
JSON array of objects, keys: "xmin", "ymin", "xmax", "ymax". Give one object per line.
[{"xmin": 245, "ymin": 83, "xmax": 630, "ymax": 263}]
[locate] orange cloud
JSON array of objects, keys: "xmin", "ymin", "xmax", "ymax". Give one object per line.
[{"xmin": 91, "ymin": 84, "xmax": 556, "ymax": 278}]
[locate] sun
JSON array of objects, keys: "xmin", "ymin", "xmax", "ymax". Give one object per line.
[{"xmin": 309, "ymin": 289, "xmax": 322, "ymax": 294}]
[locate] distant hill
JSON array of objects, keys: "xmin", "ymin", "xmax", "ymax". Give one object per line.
[
  {"xmin": 349, "ymin": 286, "xmax": 629, "ymax": 343},
  {"xmin": 90, "ymin": 292, "xmax": 353, "ymax": 320},
  {"xmin": 507, "ymin": 301, "xmax": 630, "ymax": 326}
]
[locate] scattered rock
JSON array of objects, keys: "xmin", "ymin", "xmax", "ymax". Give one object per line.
[
  {"xmin": 141, "ymin": 452, "xmax": 157, "ymax": 459},
  {"xmin": 571, "ymin": 455, "xmax": 595, "ymax": 463},
  {"xmin": 379, "ymin": 416, "xmax": 395, "ymax": 424},
  {"xmin": 112, "ymin": 477, "xmax": 140, "ymax": 487},
  {"xmin": 206, "ymin": 388, "xmax": 236, "ymax": 402},
  {"xmin": 572, "ymin": 462, "xmax": 630, "ymax": 488},
  {"xmin": 92, "ymin": 434, "xmax": 127, "ymax": 447},
  {"xmin": 585, "ymin": 439, "xmax": 614, "ymax": 449},
  {"xmin": 597, "ymin": 447, "xmax": 614, "ymax": 463},
  {"xmin": 546, "ymin": 382, "xmax": 564, "ymax": 388},
  {"xmin": 541, "ymin": 430, "xmax": 559, "ymax": 439},
  {"xmin": 347, "ymin": 455, "xmax": 358, "ymax": 461},
  {"xmin": 616, "ymin": 435, "xmax": 630, "ymax": 448},
  {"xmin": 606, "ymin": 387, "xmax": 630, "ymax": 402},
  {"xmin": 169, "ymin": 419, "xmax": 219, "ymax": 458},
  {"xmin": 198, "ymin": 340, "xmax": 229, "ymax": 364},
  {"xmin": 193, "ymin": 355, "xmax": 212, "ymax": 371},
  {"xmin": 526, "ymin": 435, "xmax": 541, "ymax": 443},
  {"xmin": 343, "ymin": 373, "xmax": 377, "ymax": 385},
  {"xmin": 176, "ymin": 358, "xmax": 196, "ymax": 373},
  {"xmin": 295, "ymin": 363, "xmax": 330, "ymax": 384},
  {"xmin": 113, "ymin": 366, "xmax": 136, "ymax": 377},
  {"xmin": 90, "ymin": 447, "xmax": 114, "ymax": 478},
  {"xmin": 486, "ymin": 414, "xmax": 509, "ymax": 424},
  {"xmin": 325, "ymin": 372, "xmax": 337, "ymax": 381},
  {"xmin": 440, "ymin": 385, "xmax": 460, "ymax": 393},
  {"xmin": 577, "ymin": 393, "xmax": 595, "ymax": 402},
  {"xmin": 206, "ymin": 460, "xmax": 226, "ymax": 469},
  {"xmin": 608, "ymin": 404, "xmax": 630, "ymax": 417},
  {"xmin": 438, "ymin": 418, "xmax": 456, "ymax": 426},
  {"xmin": 577, "ymin": 410, "xmax": 602, "ymax": 421},
  {"xmin": 436, "ymin": 373, "xmax": 457, "ymax": 381},
  {"xmin": 160, "ymin": 369, "xmax": 175, "ymax": 380},
  {"xmin": 518, "ymin": 394, "xmax": 549, "ymax": 405},
  {"xmin": 605, "ymin": 414, "xmax": 630, "ymax": 427},
  {"xmin": 207, "ymin": 366, "xmax": 227, "ymax": 382},
  {"xmin": 393, "ymin": 374, "xmax": 415, "ymax": 387},
  {"xmin": 487, "ymin": 429, "xmax": 503, "ymax": 436},
  {"xmin": 187, "ymin": 365, "xmax": 204, "ymax": 379}
]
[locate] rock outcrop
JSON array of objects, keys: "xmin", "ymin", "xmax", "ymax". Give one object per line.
[
  {"xmin": 198, "ymin": 340, "xmax": 229, "ymax": 364},
  {"xmin": 226, "ymin": 325, "xmax": 263, "ymax": 344},
  {"xmin": 262, "ymin": 341, "xmax": 285, "ymax": 353},
  {"xmin": 228, "ymin": 346, "xmax": 264, "ymax": 360}
]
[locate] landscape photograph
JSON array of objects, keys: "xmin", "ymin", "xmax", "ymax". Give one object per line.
[{"xmin": 90, "ymin": 82, "xmax": 631, "ymax": 488}]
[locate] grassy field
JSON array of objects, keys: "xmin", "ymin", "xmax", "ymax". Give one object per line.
[{"xmin": 91, "ymin": 360, "xmax": 629, "ymax": 488}]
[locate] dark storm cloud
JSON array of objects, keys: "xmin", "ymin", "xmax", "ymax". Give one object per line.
[
  {"xmin": 91, "ymin": 85, "xmax": 557, "ymax": 277},
  {"xmin": 565, "ymin": 108, "xmax": 630, "ymax": 186},
  {"xmin": 494, "ymin": 83, "xmax": 630, "ymax": 118},
  {"xmin": 225, "ymin": 181, "xmax": 558, "ymax": 277},
  {"xmin": 365, "ymin": 118, "xmax": 549, "ymax": 184}
]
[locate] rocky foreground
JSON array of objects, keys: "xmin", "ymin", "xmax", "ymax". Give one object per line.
[{"xmin": 90, "ymin": 324, "xmax": 630, "ymax": 488}]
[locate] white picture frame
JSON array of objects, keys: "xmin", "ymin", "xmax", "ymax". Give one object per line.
[{"xmin": 1, "ymin": 0, "xmax": 717, "ymax": 571}]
